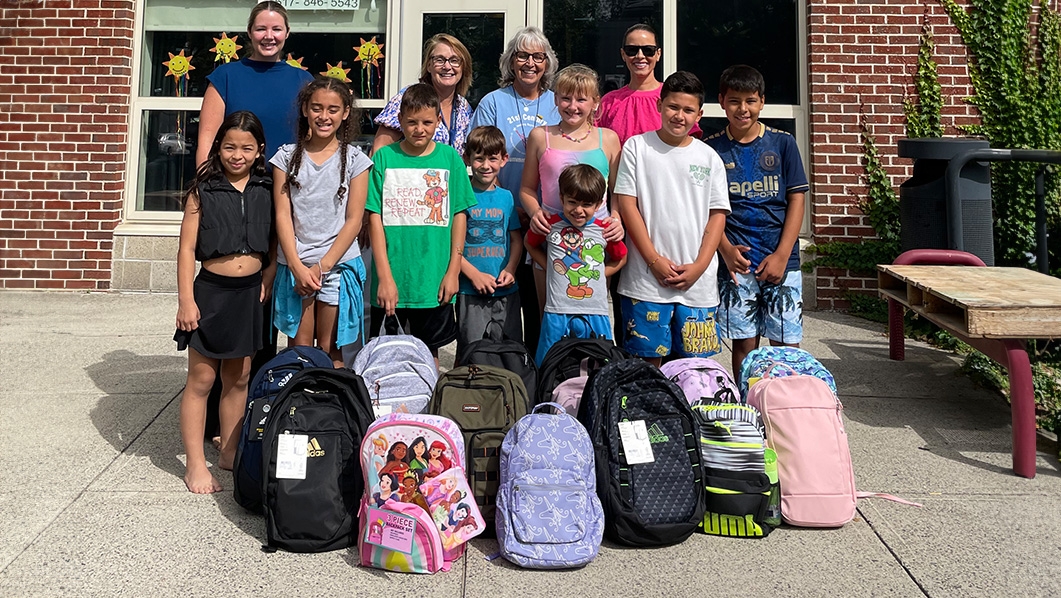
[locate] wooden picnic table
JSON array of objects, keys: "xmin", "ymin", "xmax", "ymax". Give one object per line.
[{"xmin": 878, "ymin": 250, "xmax": 1061, "ymax": 478}]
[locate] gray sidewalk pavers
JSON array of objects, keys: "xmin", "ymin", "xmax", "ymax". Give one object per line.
[{"xmin": 1, "ymin": 291, "xmax": 1058, "ymax": 597}]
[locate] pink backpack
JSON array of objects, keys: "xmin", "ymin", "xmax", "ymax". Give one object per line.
[
  {"xmin": 660, "ymin": 357, "xmax": 741, "ymax": 405},
  {"xmin": 747, "ymin": 373, "xmax": 856, "ymax": 527},
  {"xmin": 549, "ymin": 359, "xmax": 590, "ymax": 416}
]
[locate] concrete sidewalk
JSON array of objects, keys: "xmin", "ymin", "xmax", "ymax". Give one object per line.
[{"xmin": 0, "ymin": 291, "xmax": 1058, "ymax": 598}]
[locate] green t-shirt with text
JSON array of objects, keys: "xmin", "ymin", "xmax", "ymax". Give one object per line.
[{"xmin": 366, "ymin": 143, "xmax": 477, "ymax": 308}]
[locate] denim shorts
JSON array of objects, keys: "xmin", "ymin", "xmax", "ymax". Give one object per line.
[{"xmin": 315, "ymin": 268, "xmax": 342, "ymax": 306}]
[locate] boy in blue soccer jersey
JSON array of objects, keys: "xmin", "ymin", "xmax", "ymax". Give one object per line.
[{"xmin": 704, "ymin": 65, "xmax": 809, "ymax": 375}]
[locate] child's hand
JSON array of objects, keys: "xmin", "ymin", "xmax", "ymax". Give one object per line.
[
  {"xmin": 176, "ymin": 299, "xmax": 200, "ymax": 331},
  {"xmin": 377, "ymin": 278, "xmax": 399, "ymax": 316},
  {"xmin": 603, "ymin": 213, "xmax": 625, "ymax": 243},
  {"xmin": 529, "ymin": 209, "xmax": 551, "ymax": 236},
  {"xmin": 261, "ymin": 266, "xmax": 276, "ymax": 302},
  {"xmin": 294, "ymin": 263, "xmax": 323, "ymax": 296},
  {"xmin": 666, "ymin": 261, "xmax": 709, "ymax": 291},
  {"xmin": 468, "ymin": 269, "xmax": 497, "ymax": 294},
  {"xmin": 721, "ymin": 243, "xmax": 752, "ymax": 281},
  {"xmin": 496, "ymin": 270, "xmax": 516, "ymax": 288},
  {"xmin": 648, "ymin": 255, "xmax": 680, "ymax": 287},
  {"xmin": 438, "ymin": 273, "xmax": 459, "ymax": 305},
  {"xmin": 755, "ymin": 251, "xmax": 788, "ymax": 285}
]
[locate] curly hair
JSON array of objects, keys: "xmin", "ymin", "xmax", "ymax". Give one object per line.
[{"xmin": 282, "ymin": 76, "xmax": 361, "ymax": 203}]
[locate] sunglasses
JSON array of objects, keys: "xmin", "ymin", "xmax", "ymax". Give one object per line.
[{"xmin": 622, "ymin": 44, "xmax": 659, "ymax": 57}]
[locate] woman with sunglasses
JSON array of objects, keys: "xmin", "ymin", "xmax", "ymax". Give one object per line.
[
  {"xmin": 468, "ymin": 27, "xmax": 562, "ymax": 354},
  {"xmin": 597, "ymin": 24, "xmax": 701, "ymax": 146},
  {"xmin": 372, "ymin": 33, "xmax": 474, "ymax": 155}
]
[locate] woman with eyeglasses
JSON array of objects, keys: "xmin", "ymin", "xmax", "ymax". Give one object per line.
[
  {"xmin": 468, "ymin": 26, "xmax": 562, "ymax": 354},
  {"xmin": 371, "ymin": 33, "xmax": 474, "ymax": 155},
  {"xmin": 597, "ymin": 24, "xmax": 701, "ymax": 146}
]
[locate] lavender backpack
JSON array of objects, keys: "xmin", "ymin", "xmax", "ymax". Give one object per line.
[
  {"xmin": 495, "ymin": 402, "xmax": 604, "ymax": 569},
  {"xmin": 660, "ymin": 357, "xmax": 741, "ymax": 405}
]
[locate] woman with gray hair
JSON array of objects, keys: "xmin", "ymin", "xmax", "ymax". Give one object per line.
[
  {"xmin": 469, "ymin": 26, "xmax": 561, "ymax": 197},
  {"xmin": 468, "ymin": 26, "xmax": 561, "ymax": 355}
]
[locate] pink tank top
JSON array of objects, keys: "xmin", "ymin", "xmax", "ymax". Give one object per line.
[{"xmin": 537, "ymin": 127, "xmax": 611, "ymax": 220}]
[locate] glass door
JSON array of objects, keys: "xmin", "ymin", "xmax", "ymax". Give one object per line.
[{"xmin": 399, "ymin": 0, "xmax": 527, "ymax": 107}]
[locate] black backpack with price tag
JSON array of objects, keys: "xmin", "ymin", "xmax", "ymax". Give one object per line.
[
  {"xmin": 260, "ymin": 367, "xmax": 374, "ymax": 553},
  {"xmin": 578, "ymin": 359, "xmax": 705, "ymax": 547}
]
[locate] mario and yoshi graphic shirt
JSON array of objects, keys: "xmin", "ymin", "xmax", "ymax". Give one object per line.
[
  {"xmin": 526, "ymin": 214, "xmax": 627, "ymax": 316},
  {"xmin": 366, "ymin": 143, "xmax": 477, "ymax": 308}
]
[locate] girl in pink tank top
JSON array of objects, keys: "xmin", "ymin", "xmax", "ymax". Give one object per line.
[{"xmin": 518, "ymin": 64, "xmax": 624, "ymax": 315}]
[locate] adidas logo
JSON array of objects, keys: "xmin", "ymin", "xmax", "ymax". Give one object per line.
[
  {"xmin": 647, "ymin": 423, "xmax": 669, "ymax": 444},
  {"xmin": 306, "ymin": 437, "xmax": 325, "ymax": 457}
]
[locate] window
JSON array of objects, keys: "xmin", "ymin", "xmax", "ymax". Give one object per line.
[
  {"xmin": 543, "ymin": 0, "xmax": 663, "ymax": 94},
  {"xmin": 127, "ymin": 0, "xmax": 387, "ymax": 219}
]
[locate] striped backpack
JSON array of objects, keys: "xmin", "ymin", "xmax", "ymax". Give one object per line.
[
  {"xmin": 496, "ymin": 402, "xmax": 604, "ymax": 569},
  {"xmin": 692, "ymin": 401, "xmax": 775, "ymax": 538},
  {"xmin": 358, "ymin": 413, "xmax": 469, "ymax": 573}
]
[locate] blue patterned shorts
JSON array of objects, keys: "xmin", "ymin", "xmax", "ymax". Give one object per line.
[
  {"xmin": 620, "ymin": 297, "xmax": 722, "ymax": 358},
  {"xmin": 717, "ymin": 270, "xmax": 803, "ymax": 344}
]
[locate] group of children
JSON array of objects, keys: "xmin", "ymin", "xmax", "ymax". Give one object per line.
[{"xmin": 175, "ymin": 61, "xmax": 807, "ymax": 494}]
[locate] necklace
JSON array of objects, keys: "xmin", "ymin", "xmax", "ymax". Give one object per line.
[
  {"xmin": 558, "ymin": 124, "xmax": 592, "ymax": 143},
  {"xmin": 513, "ymin": 87, "xmax": 542, "ymax": 147}
]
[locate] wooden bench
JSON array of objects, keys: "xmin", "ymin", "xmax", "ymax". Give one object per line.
[{"xmin": 878, "ymin": 249, "xmax": 1061, "ymax": 478}]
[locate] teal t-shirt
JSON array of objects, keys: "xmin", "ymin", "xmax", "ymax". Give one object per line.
[
  {"xmin": 460, "ymin": 186, "xmax": 520, "ymax": 297},
  {"xmin": 366, "ymin": 143, "xmax": 477, "ymax": 308}
]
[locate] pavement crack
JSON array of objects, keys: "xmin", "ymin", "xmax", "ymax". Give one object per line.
[{"xmin": 858, "ymin": 505, "xmax": 931, "ymax": 597}]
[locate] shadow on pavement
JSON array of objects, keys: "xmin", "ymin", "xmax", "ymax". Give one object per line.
[{"xmin": 85, "ymin": 349, "xmax": 189, "ymax": 480}]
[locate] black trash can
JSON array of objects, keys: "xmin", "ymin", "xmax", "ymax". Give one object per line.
[{"xmin": 898, "ymin": 137, "xmax": 994, "ymax": 265}]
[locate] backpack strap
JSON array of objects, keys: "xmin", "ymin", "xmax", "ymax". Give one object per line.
[
  {"xmin": 532, "ymin": 402, "xmax": 567, "ymax": 415},
  {"xmin": 378, "ymin": 314, "xmax": 407, "ymax": 337},
  {"xmin": 856, "ymin": 491, "xmax": 923, "ymax": 508}
]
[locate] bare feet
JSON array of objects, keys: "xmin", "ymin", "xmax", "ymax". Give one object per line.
[
  {"xmin": 211, "ymin": 436, "xmax": 222, "ymax": 451},
  {"xmin": 217, "ymin": 452, "xmax": 235, "ymax": 471},
  {"xmin": 184, "ymin": 465, "xmax": 223, "ymax": 494}
]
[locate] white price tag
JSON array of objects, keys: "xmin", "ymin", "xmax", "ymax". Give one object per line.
[
  {"xmin": 372, "ymin": 404, "xmax": 393, "ymax": 419},
  {"xmin": 276, "ymin": 433, "xmax": 308, "ymax": 479},
  {"xmin": 617, "ymin": 420, "xmax": 655, "ymax": 464}
]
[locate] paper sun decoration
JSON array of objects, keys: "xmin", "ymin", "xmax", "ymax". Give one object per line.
[
  {"xmin": 163, "ymin": 49, "xmax": 195, "ymax": 97},
  {"xmin": 321, "ymin": 62, "xmax": 352, "ymax": 83},
  {"xmin": 210, "ymin": 32, "xmax": 242, "ymax": 63},
  {"xmin": 355, "ymin": 36, "xmax": 384, "ymax": 68},
  {"xmin": 285, "ymin": 53, "xmax": 309, "ymax": 71}
]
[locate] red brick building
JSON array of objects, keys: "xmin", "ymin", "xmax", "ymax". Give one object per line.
[{"xmin": 0, "ymin": 0, "xmax": 983, "ymax": 306}]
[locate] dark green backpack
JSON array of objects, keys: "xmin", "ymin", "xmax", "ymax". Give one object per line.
[{"xmin": 428, "ymin": 364, "xmax": 530, "ymax": 530}]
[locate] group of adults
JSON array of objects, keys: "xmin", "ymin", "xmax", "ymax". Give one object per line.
[{"xmin": 194, "ymin": 1, "xmax": 684, "ymax": 431}]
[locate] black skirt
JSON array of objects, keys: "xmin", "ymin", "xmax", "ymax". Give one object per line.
[{"xmin": 174, "ymin": 268, "xmax": 263, "ymax": 359}]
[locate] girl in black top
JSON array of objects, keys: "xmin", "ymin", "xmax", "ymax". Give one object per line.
[{"xmin": 174, "ymin": 111, "xmax": 274, "ymax": 493}]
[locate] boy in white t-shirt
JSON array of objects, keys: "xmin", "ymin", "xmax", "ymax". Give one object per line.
[{"xmin": 613, "ymin": 71, "xmax": 731, "ymax": 366}]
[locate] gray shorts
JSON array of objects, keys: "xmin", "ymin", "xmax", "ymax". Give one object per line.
[{"xmin": 456, "ymin": 293, "xmax": 523, "ymax": 352}]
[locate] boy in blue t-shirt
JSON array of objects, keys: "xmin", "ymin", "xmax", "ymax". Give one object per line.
[
  {"xmin": 704, "ymin": 65, "xmax": 810, "ymax": 375},
  {"xmin": 456, "ymin": 126, "xmax": 524, "ymax": 354}
]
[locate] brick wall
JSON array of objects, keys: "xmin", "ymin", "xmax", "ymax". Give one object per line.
[
  {"xmin": 807, "ymin": 0, "xmax": 981, "ymax": 310},
  {"xmin": 0, "ymin": 0, "xmax": 134, "ymax": 290}
]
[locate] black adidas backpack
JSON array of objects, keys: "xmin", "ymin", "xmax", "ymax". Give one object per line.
[
  {"xmin": 536, "ymin": 335, "xmax": 627, "ymax": 405},
  {"xmin": 579, "ymin": 359, "xmax": 705, "ymax": 547},
  {"xmin": 455, "ymin": 322, "xmax": 538, "ymax": 400},
  {"xmin": 233, "ymin": 346, "xmax": 333, "ymax": 513},
  {"xmin": 260, "ymin": 367, "xmax": 374, "ymax": 553}
]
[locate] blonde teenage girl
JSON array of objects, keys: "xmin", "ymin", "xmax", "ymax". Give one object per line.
[
  {"xmin": 175, "ymin": 111, "xmax": 274, "ymax": 494},
  {"xmin": 272, "ymin": 77, "xmax": 373, "ymax": 366},
  {"xmin": 519, "ymin": 64, "xmax": 625, "ymax": 314}
]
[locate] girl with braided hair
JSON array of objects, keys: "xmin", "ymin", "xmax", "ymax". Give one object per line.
[{"xmin": 271, "ymin": 76, "xmax": 373, "ymax": 366}]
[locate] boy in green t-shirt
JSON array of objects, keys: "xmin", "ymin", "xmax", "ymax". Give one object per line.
[{"xmin": 366, "ymin": 83, "xmax": 477, "ymax": 363}]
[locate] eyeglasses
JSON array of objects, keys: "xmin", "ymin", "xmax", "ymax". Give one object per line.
[
  {"xmin": 622, "ymin": 44, "xmax": 659, "ymax": 57},
  {"xmin": 430, "ymin": 55, "xmax": 463, "ymax": 68},
  {"xmin": 514, "ymin": 51, "xmax": 547, "ymax": 65}
]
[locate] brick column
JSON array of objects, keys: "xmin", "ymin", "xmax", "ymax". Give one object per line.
[{"xmin": 0, "ymin": 0, "xmax": 134, "ymax": 290}]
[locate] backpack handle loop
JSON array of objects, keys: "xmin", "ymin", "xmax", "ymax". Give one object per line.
[
  {"xmin": 378, "ymin": 314, "xmax": 407, "ymax": 337},
  {"xmin": 532, "ymin": 402, "xmax": 568, "ymax": 415},
  {"xmin": 762, "ymin": 360, "xmax": 800, "ymax": 378}
]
